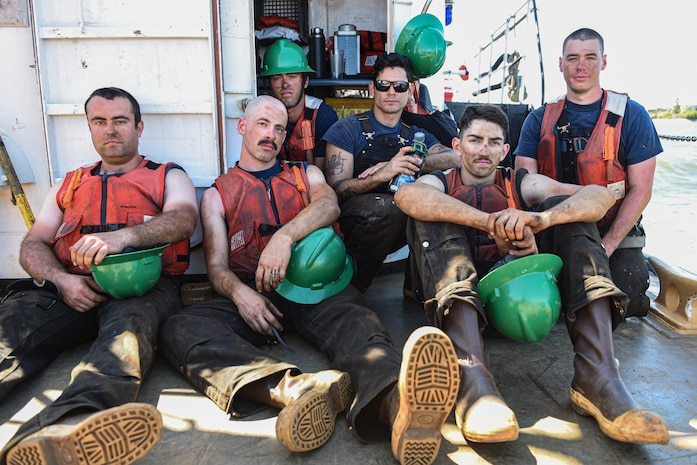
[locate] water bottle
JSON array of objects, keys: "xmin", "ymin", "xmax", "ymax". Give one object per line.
[
  {"xmin": 389, "ymin": 132, "xmax": 427, "ymax": 192},
  {"xmin": 309, "ymin": 27, "xmax": 327, "ymax": 78}
]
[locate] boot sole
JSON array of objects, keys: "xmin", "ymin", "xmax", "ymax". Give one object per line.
[
  {"xmin": 392, "ymin": 327, "xmax": 460, "ymax": 465},
  {"xmin": 7, "ymin": 403, "xmax": 162, "ymax": 465},
  {"xmin": 275, "ymin": 371, "xmax": 352, "ymax": 452},
  {"xmin": 570, "ymin": 387, "xmax": 670, "ymax": 444}
]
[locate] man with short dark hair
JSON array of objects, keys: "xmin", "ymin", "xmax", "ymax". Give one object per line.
[
  {"xmin": 0, "ymin": 87, "xmax": 199, "ymax": 464},
  {"xmin": 514, "ymin": 28, "xmax": 661, "ymax": 319},
  {"xmin": 158, "ymin": 95, "xmax": 460, "ymax": 465},
  {"xmin": 323, "ymin": 53, "xmax": 459, "ymax": 293},
  {"xmin": 396, "ymin": 103, "xmax": 669, "ymax": 446}
]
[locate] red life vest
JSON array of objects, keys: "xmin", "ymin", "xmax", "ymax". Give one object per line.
[
  {"xmin": 52, "ymin": 158, "xmax": 190, "ymax": 275},
  {"xmin": 443, "ymin": 167, "xmax": 523, "ymax": 262},
  {"xmin": 537, "ymin": 90, "xmax": 628, "ymax": 227},
  {"xmin": 216, "ymin": 162, "xmax": 311, "ymax": 282},
  {"xmin": 279, "ymin": 95, "xmax": 321, "ymax": 162}
]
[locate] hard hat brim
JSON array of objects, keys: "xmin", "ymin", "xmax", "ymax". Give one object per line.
[
  {"xmin": 90, "ymin": 244, "xmax": 168, "ymax": 299},
  {"xmin": 275, "ymin": 254, "xmax": 355, "ymax": 304},
  {"xmin": 478, "ymin": 254, "xmax": 563, "ymax": 343},
  {"xmin": 478, "ymin": 253, "xmax": 563, "ymax": 305}
]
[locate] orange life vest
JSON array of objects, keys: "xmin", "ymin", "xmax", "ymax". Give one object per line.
[
  {"xmin": 537, "ymin": 90, "xmax": 628, "ymax": 227},
  {"xmin": 52, "ymin": 158, "xmax": 190, "ymax": 275},
  {"xmin": 216, "ymin": 161, "xmax": 311, "ymax": 282},
  {"xmin": 444, "ymin": 167, "xmax": 523, "ymax": 262},
  {"xmin": 279, "ymin": 96, "xmax": 321, "ymax": 162}
]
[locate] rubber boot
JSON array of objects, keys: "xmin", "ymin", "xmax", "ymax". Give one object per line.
[
  {"xmin": 268, "ymin": 369, "xmax": 352, "ymax": 452},
  {"xmin": 6, "ymin": 403, "xmax": 162, "ymax": 465},
  {"xmin": 446, "ymin": 301, "xmax": 519, "ymax": 443},
  {"xmin": 569, "ymin": 299, "xmax": 669, "ymax": 444},
  {"xmin": 390, "ymin": 326, "xmax": 459, "ymax": 465}
]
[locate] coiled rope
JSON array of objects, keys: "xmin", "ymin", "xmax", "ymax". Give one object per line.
[{"xmin": 659, "ymin": 134, "xmax": 697, "ymax": 142}]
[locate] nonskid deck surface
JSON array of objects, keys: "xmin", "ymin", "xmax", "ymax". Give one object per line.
[{"xmin": 1, "ymin": 273, "xmax": 695, "ymax": 464}]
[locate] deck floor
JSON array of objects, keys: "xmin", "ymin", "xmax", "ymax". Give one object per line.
[{"xmin": 1, "ymin": 272, "xmax": 696, "ymax": 464}]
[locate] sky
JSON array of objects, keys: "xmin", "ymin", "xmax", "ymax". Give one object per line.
[{"xmin": 441, "ymin": 0, "xmax": 694, "ymax": 110}]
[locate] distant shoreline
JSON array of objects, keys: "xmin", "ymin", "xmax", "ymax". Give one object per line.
[{"xmin": 649, "ymin": 108, "xmax": 697, "ymax": 120}]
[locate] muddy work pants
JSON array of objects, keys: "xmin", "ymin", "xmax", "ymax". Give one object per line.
[
  {"xmin": 407, "ymin": 197, "xmax": 627, "ymax": 331},
  {"xmin": 0, "ymin": 276, "xmax": 180, "ymax": 461},
  {"xmin": 338, "ymin": 193, "xmax": 408, "ymax": 293},
  {"xmin": 159, "ymin": 284, "xmax": 402, "ymax": 443}
]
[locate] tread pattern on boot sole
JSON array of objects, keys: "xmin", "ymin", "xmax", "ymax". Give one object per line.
[
  {"xmin": 394, "ymin": 327, "xmax": 460, "ymax": 465},
  {"xmin": 276, "ymin": 372, "xmax": 352, "ymax": 452},
  {"xmin": 7, "ymin": 403, "xmax": 162, "ymax": 465}
]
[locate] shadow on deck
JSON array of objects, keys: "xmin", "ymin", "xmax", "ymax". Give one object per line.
[{"xmin": 1, "ymin": 272, "xmax": 696, "ymax": 464}]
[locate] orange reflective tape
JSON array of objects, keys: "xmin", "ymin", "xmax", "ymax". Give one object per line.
[
  {"xmin": 300, "ymin": 119, "xmax": 314, "ymax": 151},
  {"xmin": 60, "ymin": 167, "xmax": 83, "ymax": 208},
  {"xmin": 604, "ymin": 127, "xmax": 615, "ymax": 182}
]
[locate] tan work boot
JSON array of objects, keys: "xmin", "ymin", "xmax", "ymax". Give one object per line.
[
  {"xmin": 271, "ymin": 369, "xmax": 352, "ymax": 452},
  {"xmin": 570, "ymin": 299, "xmax": 669, "ymax": 444},
  {"xmin": 391, "ymin": 326, "xmax": 460, "ymax": 465},
  {"xmin": 6, "ymin": 402, "xmax": 162, "ymax": 465}
]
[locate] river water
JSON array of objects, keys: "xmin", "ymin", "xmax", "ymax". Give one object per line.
[{"xmin": 642, "ymin": 118, "xmax": 697, "ymax": 275}]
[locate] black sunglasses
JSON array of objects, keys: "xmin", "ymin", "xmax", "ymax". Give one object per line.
[{"xmin": 374, "ymin": 80, "xmax": 410, "ymax": 93}]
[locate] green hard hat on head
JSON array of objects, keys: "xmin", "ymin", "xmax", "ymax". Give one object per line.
[
  {"xmin": 90, "ymin": 244, "xmax": 169, "ymax": 299},
  {"xmin": 275, "ymin": 228, "xmax": 354, "ymax": 304},
  {"xmin": 478, "ymin": 254, "xmax": 563, "ymax": 343},
  {"xmin": 395, "ymin": 14, "xmax": 447, "ymax": 79},
  {"xmin": 259, "ymin": 39, "xmax": 316, "ymax": 77}
]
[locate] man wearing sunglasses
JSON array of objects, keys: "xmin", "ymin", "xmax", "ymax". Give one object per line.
[{"xmin": 323, "ymin": 53, "xmax": 459, "ymax": 294}]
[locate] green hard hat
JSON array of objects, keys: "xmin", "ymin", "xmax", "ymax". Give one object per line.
[
  {"xmin": 90, "ymin": 244, "xmax": 168, "ymax": 299},
  {"xmin": 395, "ymin": 14, "xmax": 447, "ymax": 79},
  {"xmin": 276, "ymin": 228, "xmax": 354, "ymax": 304},
  {"xmin": 259, "ymin": 39, "xmax": 315, "ymax": 77},
  {"xmin": 478, "ymin": 254, "xmax": 563, "ymax": 343}
]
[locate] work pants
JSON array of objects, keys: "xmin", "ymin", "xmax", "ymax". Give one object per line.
[
  {"xmin": 159, "ymin": 284, "xmax": 401, "ymax": 443},
  {"xmin": 406, "ymin": 196, "xmax": 627, "ymax": 332},
  {"xmin": 0, "ymin": 276, "xmax": 180, "ymax": 461},
  {"xmin": 338, "ymin": 193, "xmax": 408, "ymax": 293}
]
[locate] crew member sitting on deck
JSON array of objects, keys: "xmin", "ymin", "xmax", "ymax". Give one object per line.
[
  {"xmin": 395, "ymin": 104, "xmax": 669, "ymax": 446},
  {"xmin": 158, "ymin": 95, "xmax": 460, "ymax": 465}
]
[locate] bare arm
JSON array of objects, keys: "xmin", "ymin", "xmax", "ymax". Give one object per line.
[
  {"xmin": 601, "ymin": 158, "xmax": 655, "ymax": 256},
  {"xmin": 255, "ymin": 164, "xmax": 340, "ymax": 291},
  {"xmin": 490, "ymin": 173, "xmax": 615, "ymax": 241},
  {"xmin": 395, "ymin": 173, "xmax": 534, "ymax": 256},
  {"xmin": 514, "ymin": 155, "xmax": 539, "ymax": 173},
  {"xmin": 19, "ymin": 183, "xmax": 108, "ymax": 312},
  {"xmin": 200, "ymin": 187, "xmax": 284, "ymax": 337},
  {"xmin": 395, "ymin": 173, "xmax": 492, "ymax": 230},
  {"xmin": 325, "ymin": 142, "xmax": 431, "ymax": 203},
  {"xmin": 69, "ymin": 167, "xmax": 198, "ymax": 268},
  {"xmin": 422, "ymin": 143, "xmax": 460, "ymax": 172}
]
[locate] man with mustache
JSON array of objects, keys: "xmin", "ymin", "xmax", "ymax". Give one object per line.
[
  {"xmin": 158, "ymin": 95, "xmax": 460, "ymax": 465},
  {"xmin": 395, "ymin": 104, "xmax": 668, "ymax": 446},
  {"xmin": 0, "ymin": 87, "xmax": 198, "ymax": 464}
]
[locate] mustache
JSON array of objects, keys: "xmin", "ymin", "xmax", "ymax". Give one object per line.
[{"xmin": 258, "ymin": 139, "xmax": 278, "ymax": 150}]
